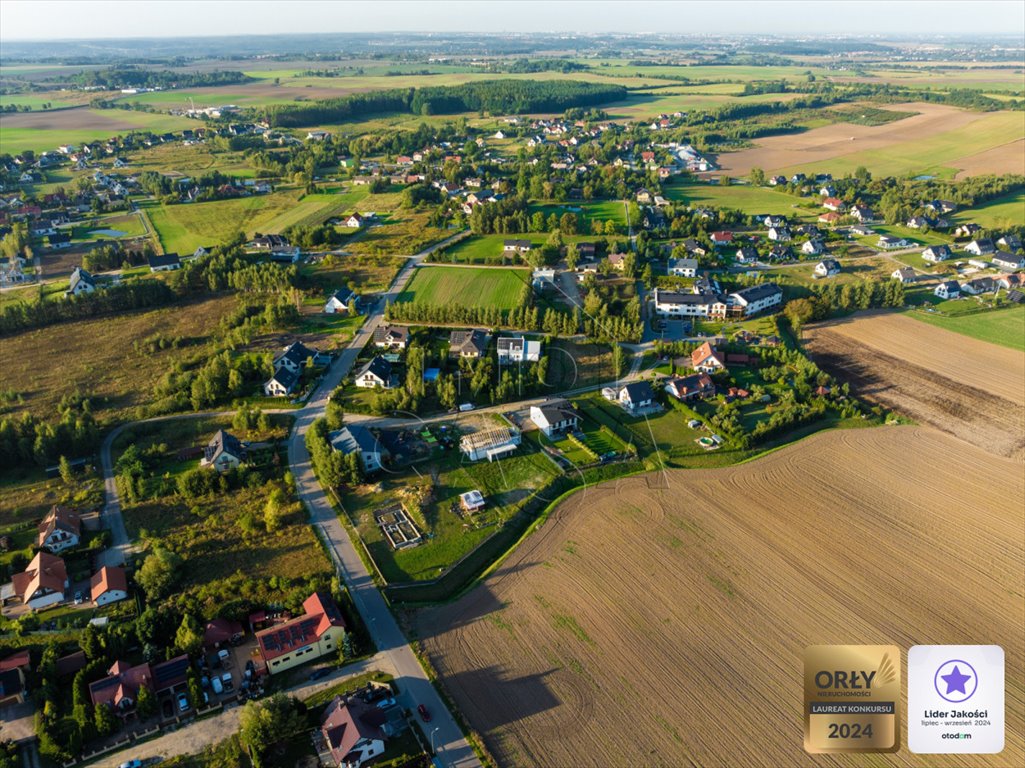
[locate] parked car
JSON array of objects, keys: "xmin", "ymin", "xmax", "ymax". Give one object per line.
[
  {"xmin": 211, "ymin": 676, "xmax": 224, "ymax": 695},
  {"xmin": 119, "ymin": 761, "xmax": 143, "ymax": 768},
  {"xmin": 221, "ymin": 672, "xmax": 233, "ymax": 691},
  {"xmin": 309, "ymin": 667, "xmax": 331, "ymax": 681},
  {"xmin": 375, "ymin": 696, "xmax": 396, "ymax": 709},
  {"xmin": 176, "ymin": 692, "xmax": 189, "ymax": 712},
  {"xmin": 73, "ymin": 590, "xmax": 84, "ymax": 605},
  {"xmin": 217, "ymin": 649, "xmax": 231, "ymax": 668},
  {"xmin": 417, "ymin": 704, "xmax": 431, "ymax": 722}
]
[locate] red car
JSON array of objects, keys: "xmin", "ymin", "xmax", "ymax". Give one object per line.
[{"xmin": 417, "ymin": 704, "xmax": 431, "ymax": 722}]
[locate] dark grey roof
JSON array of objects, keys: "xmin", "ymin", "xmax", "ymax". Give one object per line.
[
  {"xmin": 449, "ymin": 328, "xmax": 489, "ymax": 355},
  {"xmin": 68, "ymin": 266, "xmax": 94, "ymax": 291},
  {"xmin": 148, "ymin": 252, "xmax": 181, "ymax": 269},
  {"xmin": 655, "ymin": 289, "xmax": 714, "ymax": 306},
  {"xmin": 372, "ymin": 325, "xmax": 408, "ymax": 344},
  {"xmin": 330, "ymin": 425, "xmax": 379, "ymax": 456},
  {"xmin": 358, "ymin": 356, "xmax": 392, "ymax": 382},
  {"xmin": 205, "ymin": 429, "xmax": 245, "ymax": 463},
  {"xmin": 268, "ymin": 367, "xmax": 300, "ymax": 393},
  {"xmin": 622, "ymin": 381, "xmax": 654, "ymax": 402},
  {"xmin": 732, "ymin": 283, "xmax": 782, "ymax": 302}
]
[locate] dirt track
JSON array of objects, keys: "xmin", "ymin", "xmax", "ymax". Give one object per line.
[
  {"xmin": 418, "ymin": 427, "xmax": 1024, "ymax": 768},
  {"xmin": 804, "ymin": 311, "xmax": 1025, "ymax": 460}
]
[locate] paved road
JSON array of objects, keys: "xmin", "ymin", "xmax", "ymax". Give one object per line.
[{"xmin": 286, "ymin": 229, "xmax": 481, "ymax": 768}]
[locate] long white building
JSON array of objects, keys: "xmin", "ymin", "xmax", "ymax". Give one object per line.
[{"xmin": 653, "ymin": 283, "xmax": 783, "ymax": 319}]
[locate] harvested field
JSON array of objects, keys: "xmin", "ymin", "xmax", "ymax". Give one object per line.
[
  {"xmin": 803, "ymin": 311, "xmax": 1025, "ymax": 459},
  {"xmin": 713, "ymin": 103, "xmax": 1024, "ymax": 178},
  {"xmin": 418, "ymin": 427, "xmax": 1025, "ymax": 768},
  {"xmin": 953, "ymin": 137, "xmax": 1025, "ymax": 179}
]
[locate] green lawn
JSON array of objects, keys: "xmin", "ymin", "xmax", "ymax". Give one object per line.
[
  {"xmin": 906, "ymin": 304, "xmax": 1025, "ymax": 351},
  {"xmin": 665, "ymin": 181, "xmax": 813, "ymax": 218},
  {"xmin": 529, "ymin": 200, "xmax": 627, "ymax": 228},
  {"xmin": 952, "ymin": 191, "xmax": 1025, "ymax": 230},
  {"xmin": 143, "ymin": 191, "xmax": 307, "ymax": 253},
  {"xmin": 397, "ymin": 266, "xmax": 528, "ymax": 310}
]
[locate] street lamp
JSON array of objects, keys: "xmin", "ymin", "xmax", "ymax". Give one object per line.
[{"xmin": 431, "ymin": 727, "xmax": 440, "ymax": 754}]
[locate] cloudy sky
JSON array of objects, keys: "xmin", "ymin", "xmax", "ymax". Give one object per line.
[{"xmin": 1, "ymin": 0, "xmax": 1022, "ymax": 39}]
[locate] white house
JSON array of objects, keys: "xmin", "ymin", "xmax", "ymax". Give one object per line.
[
  {"xmin": 922, "ymin": 244, "xmax": 952, "ymax": 263},
  {"xmin": 324, "ymin": 289, "xmax": 357, "ymax": 315},
  {"xmin": 964, "ymin": 239, "xmax": 995, "ymax": 256},
  {"xmin": 529, "ymin": 400, "xmax": 580, "ymax": 438},
  {"xmin": 878, "ymin": 236, "xmax": 911, "ymax": 250},
  {"xmin": 200, "ymin": 430, "xmax": 246, "ymax": 473},
  {"xmin": 345, "ymin": 213, "xmax": 365, "ymax": 229},
  {"xmin": 802, "ymin": 240, "xmax": 825, "ymax": 257},
  {"xmin": 814, "ymin": 258, "xmax": 840, "ymax": 277},
  {"xmin": 617, "ymin": 381, "xmax": 655, "ymax": 412},
  {"xmin": 147, "ymin": 253, "xmax": 181, "ymax": 272},
  {"xmin": 320, "ymin": 696, "xmax": 386, "ymax": 768},
  {"xmin": 934, "ymin": 281, "xmax": 960, "ymax": 300},
  {"xmin": 10, "ymin": 552, "xmax": 68, "ymax": 611},
  {"xmin": 66, "ymin": 267, "xmax": 96, "ymax": 297},
  {"xmin": 668, "ymin": 257, "xmax": 698, "ymax": 277},
  {"xmin": 767, "ymin": 226, "xmax": 791, "ymax": 242},
  {"xmin": 37, "ymin": 506, "xmax": 81, "ymax": 554},
  {"xmin": 497, "ymin": 337, "xmax": 542, "ymax": 363},
  {"xmin": 330, "ymin": 425, "xmax": 384, "ymax": 472},
  {"xmin": 354, "ymin": 357, "xmax": 394, "ymax": 389},
  {"xmin": 691, "ymin": 342, "xmax": 725, "ymax": 373},
  {"xmin": 264, "ymin": 367, "xmax": 300, "ymax": 397},
  {"xmin": 372, "ymin": 325, "xmax": 408, "ymax": 350},
  {"xmin": 891, "ymin": 267, "xmax": 916, "ymax": 284},
  {"xmin": 90, "ymin": 566, "xmax": 128, "ymax": 607},
  {"xmin": 991, "ymin": 251, "xmax": 1025, "ymax": 271}
]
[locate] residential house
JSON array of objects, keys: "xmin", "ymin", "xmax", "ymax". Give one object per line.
[
  {"xmin": 330, "ymin": 425, "xmax": 384, "ymax": 473},
  {"xmin": 257, "ymin": 592, "xmax": 347, "ymax": 675},
  {"xmin": 926, "ymin": 200, "xmax": 957, "ymax": 214},
  {"xmin": 965, "ymin": 238, "xmax": 995, "ymax": 256},
  {"xmin": 354, "ymin": 357, "xmax": 394, "ymax": 389},
  {"xmin": 529, "ymin": 400, "xmax": 580, "ymax": 437},
  {"xmin": 822, "ymin": 197, "xmax": 845, "ymax": 212},
  {"xmin": 89, "ymin": 661, "xmax": 153, "ymax": 713},
  {"xmin": 906, "ymin": 216, "xmax": 933, "ymax": 230},
  {"xmin": 992, "ymin": 251, "xmax": 1025, "ymax": 271},
  {"xmin": 997, "ymin": 273, "xmax": 1022, "ymax": 290},
  {"xmin": 459, "ymin": 426, "xmax": 521, "ymax": 462},
  {"xmin": 934, "ymin": 281, "xmax": 961, "ymax": 300},
  {"xmin": 768, "ymin": 244, "xmax": 793, "ymax": 262},
  {"xmin": 448, "ymin": 329, "xmax": 490, "ymax": 359},
  {"xmin": 531, "ymin": 267, "xmax": 556, "ymax": 291},
  {"xmin": 767, "ymin": 226, "xmax": 791, "ymax": 242},
  {"xmin": 607, "ymin": 252, "xmax": 628, "ymax": 271},
  {"xmin": 264, "ymin": 367, "xmax": 300, "ymax": 398},
  {"xmin": 37, "ymin": 506, "xmax": 81, "ymax": 553},
  {"xmin": 201, "ymin": 429, "xmax": 246, "ymax": 473},
  {"xmin": 763, "ymin": 215, "xmax": 787, "ymax": 228},
  {"xmin": 90, "ymin": 566, "xmax": 128, "ymax": 606},
  {"xmin": 849, "ymin": 224, "xmax": 874, "ymax": 237},
  {"xmin": 345, "ymin": 213, "xmax": 365, "ymax": 229},
  {"xmin": 653, "ymin": 289, "xmax": 722, "ymax": 318},
  {"xmin": 203, "ymin": 618, "xmax": 244, "ymax": 650},
  {"xmin": 497, "ymin": 336, "xmax": 542, "ymax": 363},
  {"xmin": 669, "ymin": 257, "xmax": 698, "ymax": 277},
  {"xmin": 324, "ymin": 289, "xmax": 358, "ymax": 315},
  {"xmin": 891, "ymin": 267, "xmax": 916, "ymax": 284},
  {"xmin": 274, "ymin": 341, "xmax": 328, "ymax": 374},
  {"xmin": 460, "ymin": 490, "xmax": 486, "ymax": 513},
  {"xmin": 372, "ymin": 325, "xmax": 408, "ymax": 350},
  {"xmin": 320, "ymin": 695, "xmax": 387, "ymax": 768},
  {"xmin": 802, "ymin": 239, "xmax": 825, "ymax": 257},
  {"xmin": 148, "ymin": 252, "xmax": 181, "ymax": 272},
  {"xmin": 66, "ymin": 266, "xmax": 96, "ymax": 297},
  {"xmin": 734, "ymin": 246, "xmax": 758, "ymax": 264},
  {"xmin": 691, "ymin": 342, "xmax": 725, "ymax": 373},
  {"xmin": 960, "ymin": 277, "xmax": 996, "ymax": 295},
  {"xmin": 922, "ymin": 244, "xmax": 952, "ymax": 263},
  {"xmin": 728, "ymin": 283, "xmax": 784, "ymax": 317},
  {"xmin": 818, "ymin": 211, "xmax": 842, "ymax": 225},
  {"xmin": 664, "ymin": 373, "xmax": 715, "ymax": 402},
  {"xmin": 10, "ymin": 552, "xmax": 68, "ymax": 610},
  {"xmin": 878, "ymin": 235, "xmax": 911, "ymax": 250},
  {"xmin": 815, "ymin": 258, "xmax": 840, "ymax": 277},
  {"xmin": 997, "ymin": 234, "xmax": 1022, "ymax": 251},
  {"xmin": 954, "ymin": 223, "xmax": 981, "ymax": 238},
  {"xmin": 617, "ymin": 381, "xmax": 655, "ymax": 413},
  {"xmin": 710, "ymin": 231, "xmax": 733, "ymax": 247},
  {"xmin": 849, "ymin": 205, "xmax": 874, "ymax": 222},
  {"xmin": 503, "ymin": 239, "xmax": 532, "ymax": 255},
  {"xmin": 47, "ymin": 232, "xmax": 71, "ymax": 249},
  {"xmin": 636, "ymin": 188, "xmax": 653, "ymax": 204}
]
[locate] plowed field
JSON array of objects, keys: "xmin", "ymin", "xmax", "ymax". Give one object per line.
[
  {"xmin": 804, "ymin": 311, "xmax": 1025, "ymax": 460},
  {"xmin": 418, "ymin": 428, "xmax": 1024, "ymax": 768}
]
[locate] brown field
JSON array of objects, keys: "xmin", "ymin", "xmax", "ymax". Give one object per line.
[
  {"xmin": 712, "ymin": 102, "xmax": 1005, "ymax": 176},
  {"xmin": 0, "ymin": 294, "xmax": 238, "ymax": 421},
  {"xmin": 418, "ymin": 427, "xmax": 1024, "ymax": 768},
  {"xmin": 953, "ymin": 138, "xmax": 1025, "ymax": 179},
  {"xmin": 804, "ymin": 311, "xmax": 1025, "ymax": 460}
]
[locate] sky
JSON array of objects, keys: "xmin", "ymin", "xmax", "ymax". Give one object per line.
[{"xmin": 0, "ymin": 0, "xmax": 1022, "ymax": 40}]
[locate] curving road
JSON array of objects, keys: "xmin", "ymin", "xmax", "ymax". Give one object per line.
[{"xmin": 97, "ymin": 230, "xmax": 481, "ymax": 768}]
